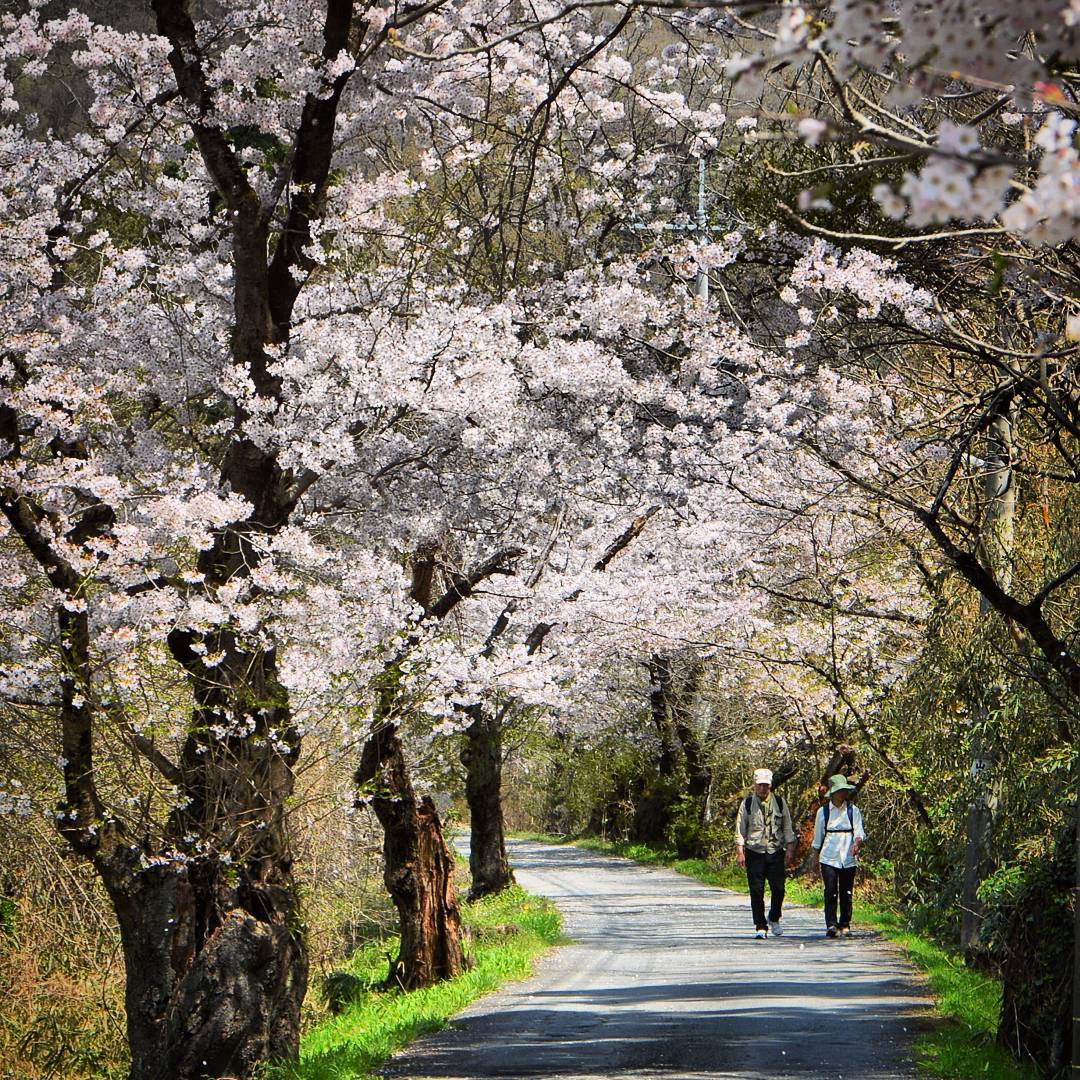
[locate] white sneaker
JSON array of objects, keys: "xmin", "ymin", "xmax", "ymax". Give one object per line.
[
  {"xmin": 769, "ymin": 919, "xmax": 783, "ymax": 937},
  {"xmin": 755, "ymin": 929, "xmax": 767, "ymax": 939}
]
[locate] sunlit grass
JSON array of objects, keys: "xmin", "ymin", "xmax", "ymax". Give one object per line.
[
  {"xmin": 858, "ymin": 916, "xmax": 1029, "ymax": 1080},
  {"xmin": 272, "ymin": 886, "xmax": 562, "ymax": 1080}
]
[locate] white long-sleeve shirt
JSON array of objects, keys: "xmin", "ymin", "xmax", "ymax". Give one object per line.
[{"xmin": 812, "ymin": 802, "xmax": 865, "ymax": 869}]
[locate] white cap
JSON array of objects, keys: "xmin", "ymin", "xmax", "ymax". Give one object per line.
[{"xmin": 753, "ymin": 768, "xmax": 773, "ymax": 785}]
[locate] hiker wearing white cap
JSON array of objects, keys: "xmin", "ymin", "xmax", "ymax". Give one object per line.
[{"xmin": 734, "ymin": 768, "xmax": 797, "ymax": 938}]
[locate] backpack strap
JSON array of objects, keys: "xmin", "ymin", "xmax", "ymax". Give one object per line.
[
  {"xmin": 823, "ymin": 802, "xmax": 856, "ymax": 834},
  {"xmin": 745, "ymin": 793, "xmax": 783, "ymax": 816}
]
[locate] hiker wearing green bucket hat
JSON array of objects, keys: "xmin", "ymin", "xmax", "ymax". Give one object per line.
[{"xmin": 809, "ymin": 774, "xmax": 865, "ymax": 938}]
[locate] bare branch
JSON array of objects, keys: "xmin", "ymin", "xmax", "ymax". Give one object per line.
[{"xmin": 428, "ymin": 547, "xmax": 526, "ymax": 620}]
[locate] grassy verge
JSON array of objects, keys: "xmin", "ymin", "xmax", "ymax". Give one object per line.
[
  {"xmin": 274, "ymin": 885, "xmax": 562, "ymax": 1080},
  {"xmin": 527, "ymin": 834, "xmax": 1034, "ymax": 1080}
]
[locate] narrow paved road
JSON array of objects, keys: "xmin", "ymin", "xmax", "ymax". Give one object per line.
[{"xmin": 384, "ymin": 839, "xmax": 927, "ymax": 1079}]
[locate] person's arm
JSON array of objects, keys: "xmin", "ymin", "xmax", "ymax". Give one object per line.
[
  {"xmin": 809, "ymin": 807, "xmax": 824, "ymax": 869},
  {"xmin": 851, "ymin": 805, "xmax": 866, "ymax": 857},
  {"xmin": 735, "ymin": 799, "xmax": 747, "ymax": 867},
  {"xmin": 782, "ymin": 801, "xmax": 797, "ymax": 866}
]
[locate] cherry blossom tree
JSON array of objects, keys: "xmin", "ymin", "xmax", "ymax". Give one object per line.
[
  {"xmin": 3, "ymin": 0, "xmax": 722, "ymax": 1072},
  {"xmin": 4, "ymin": 2, "xmax": 1079, "ymax": 1076}
]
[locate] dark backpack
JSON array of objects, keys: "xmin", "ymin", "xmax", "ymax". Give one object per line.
[{"xmin": 819, "ymin": 802, "xmax": 854, "ymax": 834}]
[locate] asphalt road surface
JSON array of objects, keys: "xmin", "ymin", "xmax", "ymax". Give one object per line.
[{"xmin": 383, "ymin": 839, "xmax": 928, "ymax": 1079}]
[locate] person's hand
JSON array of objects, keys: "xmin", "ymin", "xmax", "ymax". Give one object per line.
[
  {"xmin": 784, "ymin": 845, "xmax": 796, "ymax": 868},
  {"xmin": 736, "ymin": 846, "xmax": 745, "ymax": 868},
  {"xmin": 851, "ymin": 840, "xmax": 862, "ymax": 857}
]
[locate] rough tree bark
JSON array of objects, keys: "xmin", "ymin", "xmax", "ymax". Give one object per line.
[
  {"xmin": 461, "ymin": 703, "xmax": 515, "ymax": 900},
  {"xmin": 153, "ymin": 628, "xmax": 306, "ymax": 1079},
  {"xmin": 106, "ymin": 839, "xmax": 306, "ymax": 1080},
  {"xmin": 357, "ymin": 711, "xmax": 467, "ymax": 989},
  {"xmin": 0, "ymin": 526, "xmax": 309, "ymax": 1079}
]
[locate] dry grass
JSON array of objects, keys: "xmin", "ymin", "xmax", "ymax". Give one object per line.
[
  {"xmin": 0, "ymin": 751, "xmax": 401, "ymax": 1077},
  {"xmin": 0, "ymin": 836, "xmax": 128, "ymax": 1080}
]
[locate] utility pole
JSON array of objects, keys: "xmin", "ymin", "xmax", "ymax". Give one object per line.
[{"xmin": 630, "ymin": 156, "xmax": 725, "ymax": 303}]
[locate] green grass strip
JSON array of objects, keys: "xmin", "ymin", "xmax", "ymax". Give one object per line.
[
  {"xmin": 526, "ymin": 834, "xmax": 1035, "ymax": 1080},
  {"xmin": 274, "ymin": 886, "xmax": 562, "ymax": 1080}
]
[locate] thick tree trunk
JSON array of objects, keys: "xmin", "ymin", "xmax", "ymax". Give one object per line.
[
  {"xmin": 46, "ymin": 581, "xmax": 311, "ymax": 1080},
  {"xmin": 148, "ymin": 629, "xmax": 309, "ymax": 1078},
  {"xmin": 358, "ymin": 719, "xmax": 467, "ymax": 989},
  {"xmin": 462, "ymin": 705, "xmax": 515, "ymax": 900},
  {"xmin": 631, "ymin": 655, "xmax": 680, "ymax": 844},
  {"xmin": 106, "ymin": 852, "xmax": 306, "ymax": 1080}
]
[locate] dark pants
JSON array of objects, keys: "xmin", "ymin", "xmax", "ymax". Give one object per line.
[
  {"xmin": 745, "ymin": 848, "xmax": 786, "ymax": 929},
  {"xmin": 821, "ymin": 863, "xmax": 856, "ymax": 929}
]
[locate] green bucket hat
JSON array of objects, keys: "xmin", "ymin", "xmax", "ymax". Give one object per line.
[{"xmin": 826, "ymin": 773, "xmax": 857, "ymax": 796}]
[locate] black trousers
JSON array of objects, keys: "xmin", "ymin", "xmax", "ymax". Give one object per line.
[
  {"xmin": 821, "ymin": 863, "xmax": 856, "ymax": 929},
  {"xmin": 745, "ymin": 848, "xmax": 786, "ymax": 929}
]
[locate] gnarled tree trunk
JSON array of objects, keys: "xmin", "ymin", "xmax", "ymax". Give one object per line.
[
  {"xmin": 106, "ymin": 848, "xmax": 306, "ymax": 1080},
  {"xmin": 116, "ymin": 627, "xmax": 310, "ymax": 1079},
  {"xmin": 462, "ymin": 704, "xmax": 515, "ymax": 899},
  {"xmin": 357, "ymin": 716, "xmax": 467, "ymax": 989},
  {"xmin": 353, "ymin": 543, "xmax": 523, "ymax": 981},
  {"xmin": 43, "ymin": 592, "xmax": 309, "ymax": 1080}
]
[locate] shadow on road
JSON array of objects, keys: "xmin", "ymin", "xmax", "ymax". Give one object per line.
[{"xmin": 383, "ymin": 994, "xmax": 923, "ymax": 1077}]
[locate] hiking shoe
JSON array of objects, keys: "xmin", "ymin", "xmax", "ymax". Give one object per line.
[
  {"xmin": 755, "ymin": 929, "xmax": 768, "ymax": 939},
  {"xmin": 838, "ymin": 926, "xmax": 850, "ymax": 938},
  {"xmin": 825, "ymin": 926, "xmax": 839, "ymax": 938},
  {"xmin": 769, "ymin": 919, "xmax": 783, "ymax": 937}
]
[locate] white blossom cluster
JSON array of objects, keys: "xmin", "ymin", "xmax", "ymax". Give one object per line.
[
  {"xmin": 0, "ymin": 0, "xmax": 960, "ymax": 864},
  {"xmin": 0, "ymin": 781, "xmax": 32, "ymax": 818}
]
